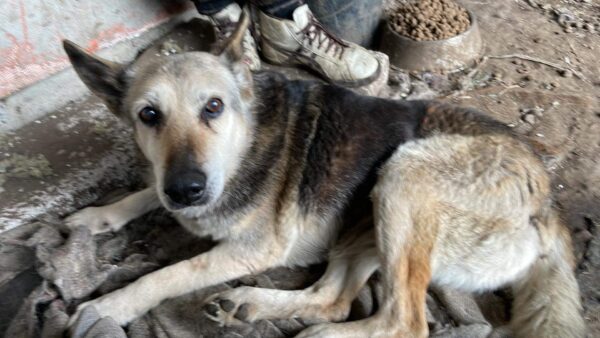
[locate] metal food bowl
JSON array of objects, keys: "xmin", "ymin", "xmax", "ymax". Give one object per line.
[{"xmin": 380, "ymin": 10, "xmax": 482, "ymax": 72}]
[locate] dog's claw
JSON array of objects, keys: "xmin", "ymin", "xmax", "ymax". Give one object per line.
[{"xmin": 204, "ymin": 302, "xmax": 220, "ymax": 316}]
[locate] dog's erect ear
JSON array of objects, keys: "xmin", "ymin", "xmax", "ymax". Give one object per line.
[
  {"xmin": 212, "ymin": 9, "xmax": 250, "ymax": 64},
  {"xmin": 63, "ymin": 40, "xmax": 126, "ymax": 115},
  {"xmin": 212, "ymin": 10, "xmax": 254, "ymax": 103}
]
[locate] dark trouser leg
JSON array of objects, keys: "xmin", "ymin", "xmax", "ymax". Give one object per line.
[
  {"xmin": 192, "ymin": 0, "xmax": 236, "ymax": 15},
  {"xmin": 252, "ymin": 0, "xmax": 304, "ymax": 19}
]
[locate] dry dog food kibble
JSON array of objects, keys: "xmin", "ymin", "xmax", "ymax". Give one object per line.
[{"xmin": 389, "ymin": 0, "xmax": 471, "ymax": 41}]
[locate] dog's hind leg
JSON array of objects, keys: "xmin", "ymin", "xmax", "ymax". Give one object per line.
[
  {"xmin": 65, "ymin": 187, "xmax": 161, "ymax": 234},
  {"xmin": 203, "ymin": 228, "xmax": 379, "ymax": 326},
  {"xmin": 296, "ymin": 197, "xmax": 433, "ymax": 338},
  {"xmin": 297, "ymin": 134, "xmax": 584, "ymax": 338}
]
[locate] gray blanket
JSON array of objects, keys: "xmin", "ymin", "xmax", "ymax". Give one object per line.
[{"xmin": 4, "ymin": 211, "xmax": 512, "ymax": 338}]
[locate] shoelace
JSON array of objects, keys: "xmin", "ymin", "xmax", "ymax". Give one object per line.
[{"xmin": 299, "ymin": 16, "xmax": 349, "ymax": 59}]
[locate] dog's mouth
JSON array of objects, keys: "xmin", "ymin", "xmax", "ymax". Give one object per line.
[{"xmin": 162, "ymin": 192, "xmax": 211, "ymax": 211}]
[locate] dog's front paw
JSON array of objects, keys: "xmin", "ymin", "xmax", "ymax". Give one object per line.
[
  {"xmin": 203, "ymin": 288, "xmax": 258, "ymax": 326},
  {"xmin": 69, "ymin": 291, "xmax": 140, "ymax": 328},
  {"xmin": 65, "ymin": 206, "xmax": 126, "ymax": 234}
]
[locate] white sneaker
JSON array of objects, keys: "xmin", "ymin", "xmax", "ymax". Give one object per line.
[
  {"xmin": 210, "ymin": 3, "xmax": 260, "ymax": 70},
  {"xmin": 258, "ymin": 4, "xmax": 380, "ymax": 87}
]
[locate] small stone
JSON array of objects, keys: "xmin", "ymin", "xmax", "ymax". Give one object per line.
[
  {"xmin": 550, "ymin": 81, "xmax": 559, "ymax": 88},
  {"xmin": 541, "ymin": 4, "xmax": 552, "ymax": 10},
  {"xmin": 564, "ymin": 26, "xmax": 573, "ymax": 33},
  {"xmin": 559, "ymin": 69, "xmax": 573, "ymax": 78},
  {"xmin": 585, "ymin": 23, "xmax": 595, "ymax": 32},
  {"xmin": 523, "ymin": 113, "xmax": 536, "ymax": 124}
]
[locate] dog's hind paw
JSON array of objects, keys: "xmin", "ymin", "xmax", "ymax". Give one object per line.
[{"xmin": 65, "ymin": 206, "xmax": 127, "ymax": 234}]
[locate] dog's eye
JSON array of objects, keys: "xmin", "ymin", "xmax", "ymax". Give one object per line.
[
  {"xmin": 138, "ymin": 107, "xmax": 161, "ymax": 126},
  {"xmin": 203, "ymin": 98, "xmax": 224, "ymax": 119}
]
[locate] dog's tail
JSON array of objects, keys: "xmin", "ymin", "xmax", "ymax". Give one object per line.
[{"xmin": 510, "ymin": 210, "xmax": 585, "ymax": 338}]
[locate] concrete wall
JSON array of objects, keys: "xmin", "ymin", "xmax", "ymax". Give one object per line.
[
  {"xmin": 0, "ymin": 0, "xmax": 198, "ymax": 132},
  {"xmin": 0, "ymin": 0, "xmax": 193, "ymax": 98}
]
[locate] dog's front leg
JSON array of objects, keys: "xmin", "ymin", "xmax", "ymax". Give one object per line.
[
  {"xmin": 65, "ymin": 187, "xmax": 160, "ymax": 234},
  {"xmin": 70, "ymin": 242, "xmax": 275, "ymax": 326}
]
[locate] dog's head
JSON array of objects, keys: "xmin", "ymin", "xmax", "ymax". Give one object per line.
[{"xmin": 64, "ymin": 14, "xmax": 254, "ymax": 212}]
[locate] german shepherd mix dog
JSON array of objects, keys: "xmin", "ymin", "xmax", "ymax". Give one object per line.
[{"xmin": 63, "ymin": 14, "xmax": 585, "ymax": 338}]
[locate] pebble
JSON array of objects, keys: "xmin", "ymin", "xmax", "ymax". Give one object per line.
[
  {"xmin": 560, "ymin": 69, "xmax": 573, "ymax": 78},
  {"xmin": 523, "ymin": 113, "xmax": 536, "ymax": 124},
  {"xmin": 557, "ymin": 13, "xmax": 576, "ymax": 27},
  {"xmin": 584, "ymin": 23, "xmax": 595, "ymax": 32}
]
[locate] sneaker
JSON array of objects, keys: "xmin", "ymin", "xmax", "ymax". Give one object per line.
[
  {"xmin": 209, "ymin": 3, "xmax": 260, "ymax": 70},
  {"xmin": 258, "ymin": 4, "xmax": 380, "ymax": 87}
]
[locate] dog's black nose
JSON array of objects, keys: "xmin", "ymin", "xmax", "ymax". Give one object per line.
[{"xmin": 163, "ymin": 172, "xmax": 207, "ymax": 207}]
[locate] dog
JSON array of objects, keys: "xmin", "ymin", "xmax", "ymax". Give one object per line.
[{"xmin": 63, "ymin": 13, "xmax": 585, "ymax": 337}]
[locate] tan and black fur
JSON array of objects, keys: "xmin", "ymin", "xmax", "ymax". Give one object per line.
[{"xmin": 63, "ymin": 14, "xmax": 585, "ymax": 338}]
